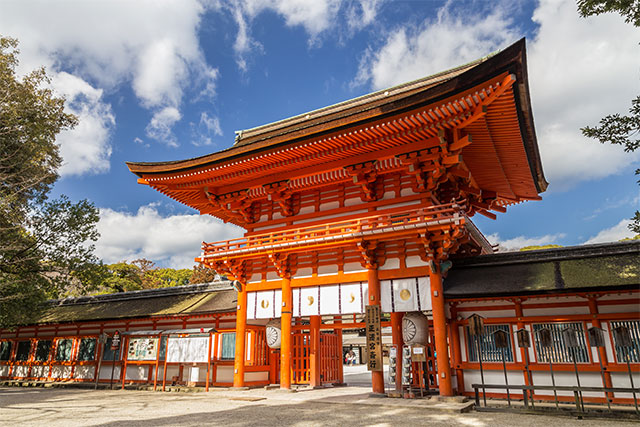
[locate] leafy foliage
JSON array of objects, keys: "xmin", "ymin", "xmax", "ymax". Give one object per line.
[
  {"xmin": 519, "ymin": 244, "xmax": 563, "ymax": 251},
  {"xmin": 90, "ymin": 259, "xmax": 195, "ymax": 294},
  {"xmin": 578, "ymin": 3, "xmax": 640, "ymax": 235},
  {"xmin": 577, "ymin": 0, "xmax": 640, "ymax": 26},
  {"xmin": 0, "ymin": 36, "xmax": 101, "ymax": 328}
]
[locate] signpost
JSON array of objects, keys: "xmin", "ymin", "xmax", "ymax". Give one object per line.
[
  {"xmin": 94, "ymin": 333, "xmax": 107, "ymax": 390},
  {"xmin": 364, "ymin": 305, "xmax": 382, "ymax": 372},
  {"xmin": 110, "ymin": 331, "xmax": 121, "ymax": 390}
]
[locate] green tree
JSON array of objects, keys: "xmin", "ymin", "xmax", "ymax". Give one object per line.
[
  {"xmin": 189, "ymin": 263, "xmax": 219, "ymax": 284},
  {"xmin": 519, "ymin": 244, "xmax": 563, "ymax": 251},
  {"xmin": 0, "ymin": 37, "xmax": 100, "ymax": 328},
  {"xmin": 578, "ymin": 1, "xmax": 640, "ymax": 234}
]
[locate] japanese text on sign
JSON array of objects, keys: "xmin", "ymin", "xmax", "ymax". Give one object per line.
[{"xmin": 365, "ymin": 305, "xmax": 382, "ymax": 372}]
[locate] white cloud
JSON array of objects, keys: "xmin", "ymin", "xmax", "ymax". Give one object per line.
[
  {"xmin": 51, "ymin": 72, "xmax": 115, "ymax": 176},
  {"xmin": 528, "ymin": 0, "xmax": 640, "ymax": 189},
  {"xmin": 0, "ymin": 0, "xmax": 220, "ymax": 148},
  {"xmin": 583, "ymin": 219, "xmax": 635, "ymax": 244},
  {"xmin": 146, "ymin": 107, "xmax": 183, "ymax": 148},
  {"xmin": 352, "ymin": 0, "xmax": 640, "ymax": 190},
  {"xmin": 190, "ymin": 112, "xmax": 223, "ymax": 146},
  {"xmin": 353, "ymin": 3, "xmax": 519, "ymax": 90},
  {"xmin": 487, "ymin": 232, "xmax": 566, "ymax": 252},
  {"xmin": 96, "ymin": 204, "xmax": 244, "ymax": 268},
  {"xmin": 230, "ymin": 0, "xmax": 374, "ymax": 70}
]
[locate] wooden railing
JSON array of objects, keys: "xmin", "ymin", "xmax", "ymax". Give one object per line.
[{"xmin": 200, "ymin": 202, "xmax": 467, "ymax": 260}]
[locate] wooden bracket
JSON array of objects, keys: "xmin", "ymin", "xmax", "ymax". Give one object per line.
[
  {"xmin": 210, "ymin": 259, "xmax": 246, "ymax": 284},
  {"xmin": 204, "ymin": 188, "xmax": 255, "ymax": 223},
  {"xmin": 356, "ymin": 240, "xmax": 378, "ymax": 270},
  {"xmin": 345, "ymin": 162, "xmax": 379, "ymax": 202},
  {"xmin": 268, "ymin": 252, "xmax": 291, "ymax": 279},
  {"xmin": 264, "ymin": 181, "xmax": 298, "ymax": 217}
]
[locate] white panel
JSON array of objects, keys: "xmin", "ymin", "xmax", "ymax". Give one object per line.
[
  {"xmin": 344, "ymin": 197, "xmax": 360, "ymax": 207},
  {"xmin": 598, "ymin": 304, "xmax": 639, "ymax": 314},
  {"xmin": 379, "ymin": 258, "xmax": 399, "ymax": 270},
  {"xmin": 299, "ymin": 205, "xmax": 314, "ymax": 215},
  {"xmin": 380, "ymin": 280, "xmax": 392, "ymax": 312},
  {"xmin": 189, "ymin": 367, "xmax": 200, "ymax": 383},
  {"xmin": 248, "ymin": 273, "xmax": 262, "ymax": 283},
  {"xmin": 292, "ymin": 288, "xmax": 301, "ymax": 317},
  {"xmin": 0, "ymin": 365, "xmax": 9, "ymax": 377},
  {"xmin": 523, "ymin": 306, "xmax": 589, "ymax": 316},
  {"xmin": 99, "ymin": 365, "xmax": 121, "ymax": 380},
  {"xmin": 50, "ymin": 365, "xmax": 72, "ymax": 379},
  {"xmin": 244, "ymin": 371, "xmax": 269, "ymax": 382},
  {"xmin": 74, "ymin": 366, "xmax": 95, "ymax": 380},
  {"xmin": 125, "ymin": 365, "xmax": 148, "ymax": 381},
  {"xmin": 292, "ymin": 267, "xmax": 313, "ymax": 278},
  {"xmin": 320, "ymin": 285, "xmax": 340, "ymax": 315},
  {"xmin": 405, "ymin": 255, "xmax": 426, "ymax": 268},
  {"xmin": 611, "ymin": 372, "xmax": 640, "ymax": 399},
  {"xmin": 319, "ymin": 201, "xmax": 339, "ymax": 211},
  {"xmin": 266, "ymin": 271, "xmax": 280, "ymax": 281},
  {"xmin": 246, "ymin": 292, "xmax": 257, "ymax": 320},
  {"xmin": 400, "ymin": 187, "xmax": 414, "ymax": 197},
  {"xmin": 216, "ymin": 365, "xmax": 233, "ymax": 382},
  {"xmin": 459, "ymin": 326, "xmax": 467, "ymax": 362},
  {"xmin": 13, "ymin": 365, "xmax": 28, "ymax": 378},
  {"xmin": 31, "ymin": 365, "xmax": 48, "ymax": 378},
  {"xmin": 418, "ymin": 276, "xmax": 430, "ymax": 311},
  {"xmin": 318, "ymin": 264, "xmax": 338, "ymax": 275},
  {"xmin": 299, "ymin": 287, "xmax": 320, "ymax": 316},
  {"xmin": 274, "ymin": 290, "xmax": 282, "ymax": 318},
  {"xmin": 341, "ymin": 283, "xmax": 364, "ymax": 314},
  {"xmin": 343, "ymin": 262, "xmax": 366, "ymax": 273}
]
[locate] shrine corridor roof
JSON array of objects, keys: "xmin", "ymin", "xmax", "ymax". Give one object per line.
[{"xmin": 445, "ymin": 241, "xmax": 640, "ymax": 298}]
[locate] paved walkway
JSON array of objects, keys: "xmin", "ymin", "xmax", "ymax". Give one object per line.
[{"xmin": 1, "ymin": 385, "xmax": 635, "ymax": 427}]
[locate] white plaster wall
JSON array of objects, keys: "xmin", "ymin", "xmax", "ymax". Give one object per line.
[
  {"xmin": 50, "ymin": 365, "xmax": 72, "ymax": 379},
  {"xmin": 343, "ymin": 262, "xmax": 366, "ymax": 273},
  {"xmin": 292, "ymin": 268, "xmax": 313, "ymax": 278},
  {"xmin": 463, "ymin": 370, "xmax": 524, "ymax": 395},
  {"xmin": 245, "ymin": 371, "xmax": 268, "ymax": 382},
  {"xmin": 405, "ymin": 256, "xmax": 427, "ymax": 268},
  {"xmin": 99, "ymin": 365, "xmax": 121, "ymax": 380},
  {"xmin": 598, "ymin": 304, "xmax": 639, "ymax": 314},
  {"xmin": 0, "ymin": 365, "xmax": 9, "ymax": 377},
  {"xmin": 523, "ymin": 306, "xmax": 590, "ymax": 317},
  {"xmin": 12, "ymin": 365, "xmax": 28, "ymax": 378},
  {"xmin": 611, "ymin": 371, "xmax": 640, "ymax": 399},
  {"xmin": 31, "ymin": 365, "xmax": 48, "ymax": 378},
  {"xmin": 217, "ymin": 365, "xmax": 234, "ymax": 383},
  {"xmin": 318, "ymin": 264, "xmax": 338, "ymax": 275},
  {"xmin": 74, "ymin": 366, "xmax": 95, "ymax": 380},
  {"xmin": 379, "ymin": 258, "xmax": 400, "ymax": 270},
  {"xmin": 125, "ymin": 365, "xmax": 148, "ymax": 381}
]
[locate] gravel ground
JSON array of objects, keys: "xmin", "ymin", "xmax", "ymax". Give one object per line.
[{"xmin": 0, "ymin": 386, "xmax": 635, "ymax": 427}]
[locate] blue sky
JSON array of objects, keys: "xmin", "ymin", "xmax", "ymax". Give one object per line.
[{"xmin": 1, "ymin": 0, "xmax": 638, "ymax": 267}]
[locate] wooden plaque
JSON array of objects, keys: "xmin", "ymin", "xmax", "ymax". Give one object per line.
[{"xmin": 365, "ymin": 305, "xmax": 383, "ymax": 372}]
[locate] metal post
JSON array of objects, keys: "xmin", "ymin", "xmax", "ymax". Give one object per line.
[
  {"xmin": 570, "ymin": 347, "xmax": 584, "ymax": 413},
  {"xmin": 546, "ymin": 347, "xmax": 559, "ymax": 410},
  {"xmin": 493, "ymin": 329, "xmax": 510, "ymax": 407},
  {"xmin": 468, "ymin": 314, "xmax": 486, "ymax": 406}
]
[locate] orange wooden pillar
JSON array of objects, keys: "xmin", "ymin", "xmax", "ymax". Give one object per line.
[
  {"xmin": 367, "ymin": 267, "xmax": 385, "ymax": 394},
  {"xmin": 588, "ymin": 296, "xmax": 614, "ymax": 400},
  {"xmin": 310, "ymin": 315, "xmax": 322, "ymax": 387},
  {"xmin": 334, "ymin": 315, "xmax": 344, "ymax": 384},
  {"xmin": 429, "ymin": 268, "xmax": 453, "ymax": 396},
  {"xmin": 449, "ymin": 304, "xmax": 465, "ymax": 394},
  {"xmin": 390, "ymin": 312, "xmax": 403, "ymax": 392},
  {"xmin": 280, "ymin": 276, "xmax": 293, "ymax": 389},
  {"xmin": 233, "ymin": 289, "xmax": 247, "ymax": 388}
]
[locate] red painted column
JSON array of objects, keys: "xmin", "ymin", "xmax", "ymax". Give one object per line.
[
  {"xmin": 233, "ymin": 289, "xmax": 247, "ymax": 388},
  {"xmin": 390, "ymin": 312, "xmax": 404, "ymax": 392},
  {"xmin": 429, "ymin": 268, "xmax": 453, "ymax": 396},
  {"xmin": 309, "ymin": 315, "xmax": 321, "ymax": 387},
  {"xmin": 449, "ymin": 304, "xmax": 465, "ymax": 394},
  {"xmin": 280, "ymin": 276, "xmax": 293, "ymax": 389},
  {"xmin": 367, "ymin": 267, "xmax": 385, "ymax": 394},
  {"xmin": 334, "ymin": 315, "xmax": 344, "ymax": 384}
]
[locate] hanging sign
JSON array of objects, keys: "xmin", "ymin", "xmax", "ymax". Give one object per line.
[
  {"xmin": 365, "ymin": 305, "xmax": 382, "ymax": 372},
  {"xmin": 111, "ymin": 331, "xmax": 121, "ymax": 351}
]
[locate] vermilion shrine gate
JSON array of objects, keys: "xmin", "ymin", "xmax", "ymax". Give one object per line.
[{"xmin": 127, "ymin": 39, "xmax": 546, "ymax": 395}]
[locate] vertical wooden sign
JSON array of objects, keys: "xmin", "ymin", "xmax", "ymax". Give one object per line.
[{"xmin": 365, "ymin": 305, "xmax": 382, "ymax": 372}]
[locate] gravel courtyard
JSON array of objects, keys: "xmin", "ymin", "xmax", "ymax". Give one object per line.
[{"xmin": 1, "ymin": 386, "xmax": 634, "ymax": 427}]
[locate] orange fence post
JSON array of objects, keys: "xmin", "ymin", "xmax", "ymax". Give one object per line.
[
  {"xmin": 233, "ymin": 289, "xmax": 247, "ymax": 388},
  {"xmin": 280, "ymin": 277, "xmax": 293, "ymax": 389},
  {"xmin": 310, "ymin": 315, "xmax": 321, "ymax": 387},
  {"xmin": 430, "ymin": 269, "xmax": 453, "ymax": 396}
]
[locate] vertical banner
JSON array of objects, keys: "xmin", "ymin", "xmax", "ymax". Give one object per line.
[{"xmin": 365, "ymin": 305, "xmax": 383, "ymax": 372}]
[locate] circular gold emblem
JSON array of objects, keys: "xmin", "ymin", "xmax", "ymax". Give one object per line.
[
  {"xmin": 307, "ymin": 296, "xmax": 314, "ymax": 306},
  {"xmin": 400, "ymin": 289, "xmax": 411, "ymax": 301},
  {"xmin": 261, "ymin": 299, "xmax": 270, "ymax": 309}
]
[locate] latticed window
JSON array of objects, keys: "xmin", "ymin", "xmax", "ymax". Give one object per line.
[
  {"xmin": 77, "ymin": 338, "xmax": 97, "ymax": 361},
  {"xmin": 55, "ymin": 339, "xmax": 74, "ymax": 362},
  {"xmin": 15, "ymin": 341, "xmax": 31, "ymax": 361},
  {"xmin": 533, "ymin": 323, "xmax": 589, "ymax": 363},
  {"xmin": 466, "ymin": 324, "xmax": 514, "ymax": 362},
  {"xmin": 221, "ymin": 333, "xmax": 235, "ymax": 360},
  {"xmin": 610, "ymin": 320, "xmax": 640, "ymax": 363},
  {"xmin": 35, "ymin": 340, "xmax": 52, "ymax": 362}
]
